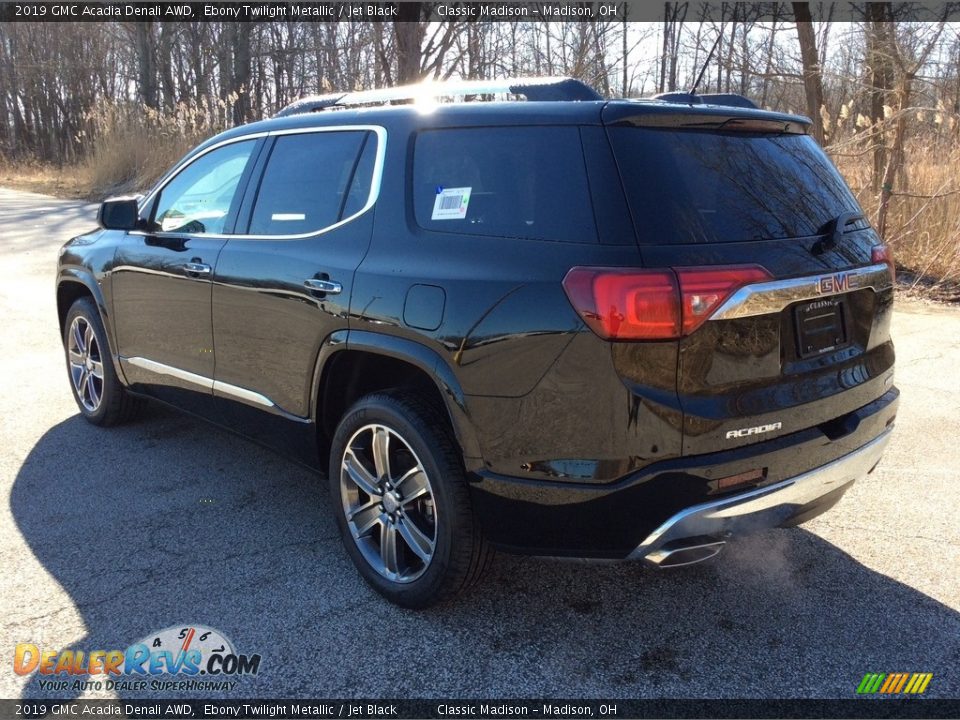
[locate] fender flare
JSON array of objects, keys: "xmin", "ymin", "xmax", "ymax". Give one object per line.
[
  {"xmin": 56, "ymin": 268, "xmax": 128, "ymax": 384},
  {"xmin": 309, "ymin": 329, "xmax": 483, "ymax": 461}
]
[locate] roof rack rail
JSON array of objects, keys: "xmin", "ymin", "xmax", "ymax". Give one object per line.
[
  {"xmin": 274, "ymin": 77, "xmax": 602, "ymax": 117},
  {"xmin": 653, "ymin": 92, "xmax": 758, "ymax": 109}
]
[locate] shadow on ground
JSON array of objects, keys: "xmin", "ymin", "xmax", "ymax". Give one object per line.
[{"xmin": 11, "ymin": 407, "xmax": 960, "ymax": 699}]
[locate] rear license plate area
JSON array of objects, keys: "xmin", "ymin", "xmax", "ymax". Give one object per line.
[{"xmin": 794, "ymin": 298, "xmax": 847, "ymax": 358}]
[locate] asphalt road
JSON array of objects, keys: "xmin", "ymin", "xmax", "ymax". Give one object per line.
[{"xmin": 1, "ymin": 187, "xmax": 958, "ymax": 701}]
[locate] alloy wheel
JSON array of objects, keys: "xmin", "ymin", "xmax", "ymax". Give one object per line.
[
  {"xmin": 67, "ymin": 315, "xmax": 104, "ymax": 413},
  {"xmin": 339, "ymin": 424, "xmax": 437, "ymax": 583}
]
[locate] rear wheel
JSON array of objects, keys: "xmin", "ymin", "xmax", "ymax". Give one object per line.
[
  {"xmin": 63, "ymin": 297, "xmax": 139, "ymax": 426},
  {"xmin": 329, "ymin": 391, "xmax": 491, "ymax": 608}
]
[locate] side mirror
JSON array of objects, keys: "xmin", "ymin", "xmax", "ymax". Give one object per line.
[{"xmin": 97, "ymin": 197, "xmax": 140, "ymax": 231}]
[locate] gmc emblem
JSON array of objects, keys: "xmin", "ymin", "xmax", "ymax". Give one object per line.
[{"xmin": 818, "ymin": 271, "xmax": 860, "ymax": 294}]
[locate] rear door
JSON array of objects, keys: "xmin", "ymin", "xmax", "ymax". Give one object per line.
[
  {"xmin": 210, "ymin": 127, "xmax": 382, "ymax": 419},
  {"xmin": 604, "ymin": 108, "xmax": 896, "ymax": 456}
]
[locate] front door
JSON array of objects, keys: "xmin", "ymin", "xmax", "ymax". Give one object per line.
[{"xmin": 112, "ymin": 137, "xmax": 261, "ymax": 392}]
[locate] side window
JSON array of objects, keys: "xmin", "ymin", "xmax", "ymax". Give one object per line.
[
  {"xmin": 152, "ymin": 140, "xmax": 256, "ymax": 235},
  {"xmin": 413, "ymin": 126, "xmax": 597, "ymax": 243},
  {"xmin": 248, "ymin": 130, "xmax": 373, "ymax": 236}
]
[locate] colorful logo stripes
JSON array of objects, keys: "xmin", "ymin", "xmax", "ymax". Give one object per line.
[{"xmin": 857, "ymin": 672, "xmax": 933, "ymax": 695}]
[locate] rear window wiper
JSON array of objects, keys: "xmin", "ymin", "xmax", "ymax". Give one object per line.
[{"xmin": 813, "ymin": 211, "xmax": 864, "ymax": 254}]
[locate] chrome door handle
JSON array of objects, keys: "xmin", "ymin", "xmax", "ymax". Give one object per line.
[
  {"xmin": 304, "ymin": 278, "xmax": 343, "ymax": 295},
  {"xmin": 184, "ymin": 262, "xmax": 212, "ymax": 276}
]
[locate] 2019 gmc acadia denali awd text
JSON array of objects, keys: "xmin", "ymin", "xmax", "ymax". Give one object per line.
[{"xmin": 56, "ymin": 78, "xmax": 898, "ymax": 607}]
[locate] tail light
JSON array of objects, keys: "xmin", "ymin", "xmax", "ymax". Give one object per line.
[
  {"xmin": 871, "ymin": 244, "xmax": 896, "ymax": 282},
  {"xmin": 675, "ymin": 266, "xmax": 772, "ymax": 335},
  {"xmin": 562, "ymin": 265, "xmax": 772, "ymax": 341}
]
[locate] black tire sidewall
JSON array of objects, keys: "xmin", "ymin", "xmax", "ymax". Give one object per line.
[{"xmin": 328, "ymin": 394, "xmax": 466, "ymax": 608}]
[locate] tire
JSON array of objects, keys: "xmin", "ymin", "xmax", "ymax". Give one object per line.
[
  {"xmin": 63, "ymin": 297, "xmax": 140, "ymax": 426},
  {"xmin": 328, "ymin": 391, "xmax": 492, "ymax": 608}
]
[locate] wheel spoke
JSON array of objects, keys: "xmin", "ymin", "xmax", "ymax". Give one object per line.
[
  {"xmin": 371, "ymin": 427, "xmax": 391, "ymax": 480},
  {"xmin": 348, "ymin": 500, "xmax": 383, "ymax": 537},
  {"xmin": 72, "ymin": 321, "xmax": 86, "ymax": 355},
  {"xmin": 380, "ymin": 523, "xmax": 399, "ymax": 575},
  {"xmin": 343, "ymin": 448, "xmax": 380, "ymax": 497},
  {"xmin": 83, "ymin": 324, "xmax": 95, "ymax": 358},
  {"xmin": 78, "ymin": 371, "xmax": 89, "ymax": 402},
  {"xmin": 89, "ymin": 359, "xmax": 104, "ymax": 380},
  {"xmin": 397, "ymin": 468, "xmax": 429, "ymax": 505},
  {"xmin": 87, "ymin": 376, "xmax": 101, "ymax": 408},
  {"xmin": 396, "ymin": 516, "xmax": 434, "ymax": 563},
  {"xmin": 68, "ymin": 348, "xmax": 85, "ymax": 365}
]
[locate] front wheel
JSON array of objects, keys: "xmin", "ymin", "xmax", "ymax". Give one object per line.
[
  {"xmin": 328, "ymin": 391, "xmax": 491, "ymax": 608},
  {"xmin": 63, "ymin": 297, "xmax": 139, "ymax": 426}
]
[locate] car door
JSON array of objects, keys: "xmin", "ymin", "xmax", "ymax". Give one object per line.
[
  {"xmin": 112, "ymin": 137, "xmax": 262, "ymax": 394},
  {"xmin": 211, "ymin": 126, "xmax": 383, "ymax": 419}
]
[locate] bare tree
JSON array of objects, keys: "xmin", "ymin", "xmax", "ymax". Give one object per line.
[{"xmin": 793, "ymin": 2, "xmax": 826, "ymax": 144}]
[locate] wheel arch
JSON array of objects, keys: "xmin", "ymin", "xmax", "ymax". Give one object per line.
[
  {"xmin": 311, "ymin": 330, "xmax": 483, "ymax": 464},
  {"xmin": 56, "ymin": 270, "xmax": 126, "ymax": 383}
]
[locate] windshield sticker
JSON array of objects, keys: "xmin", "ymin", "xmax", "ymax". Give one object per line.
[{"xmin": 431, "ymin": 186, "xmax": 471, "ymax": 220}]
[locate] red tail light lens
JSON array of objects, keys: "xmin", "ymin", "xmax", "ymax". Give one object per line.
[
  {"xmin": 563, "ymin": 265, "xmax": 772, "ymax": 341},
  {"xmin": 675, "ymin": 265, "xmax": 772, "ymax": 335},
  {"xmin": 871, "ymin": 244, "xmax": 896, "ymax": 282},
  {"xmin": 562, "ymin": 268, "xmax": 680, "ymax": 340}
]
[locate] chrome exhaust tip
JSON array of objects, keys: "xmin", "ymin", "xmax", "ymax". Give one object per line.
[{"xmin": 645, "ymin": 539, "xmax": 726, "ymax": 568}]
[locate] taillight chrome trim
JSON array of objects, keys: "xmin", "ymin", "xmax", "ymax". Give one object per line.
[{"xmin": 709, "ymin": 262, "xmax": 893, "ymax": 321}]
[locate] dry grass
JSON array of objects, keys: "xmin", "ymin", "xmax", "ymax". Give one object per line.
[
  {"xmin": 0, "ymin": 160, "xmax": 90, "ymax": 199},
  {"xmin": 79, "ymin": 102, "xmax": 227, "ymax": 198},
  {"xmin": 831, "ymin": 139, "xmax": 960, "ymax": 288}
]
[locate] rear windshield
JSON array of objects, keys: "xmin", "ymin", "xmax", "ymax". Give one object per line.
[
  {"xmin": 608, "ymin": 127, "xmax": 865, "ymax": 244},
  {"xmin": 413, "ymin": 126, "xmax": 597, "ymax": 243}
]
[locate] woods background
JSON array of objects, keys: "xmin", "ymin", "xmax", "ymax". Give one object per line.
[{"xmin": 1, "ymin": 2, "xmax": 959, "ymax": 286}]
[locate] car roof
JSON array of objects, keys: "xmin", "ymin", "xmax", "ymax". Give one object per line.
[{"xmin": 192, "ymin": 97, "xmax": 810, "ymax": 158}]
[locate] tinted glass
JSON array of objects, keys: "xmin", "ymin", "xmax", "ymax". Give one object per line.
[
  {"xmin": 414, "ymin": 127, "xmax": 597, "ymax": 243},
  {"xmin": 249, "ymin": 131, "xmax": 370, "ymax": 236},
  {"xmin": 608, "ymin": 127, "xmax": 865, "ymax": 244},
  {"xmin": 153, "ymin": 140, "xmax": 256, "ymax": 235}
]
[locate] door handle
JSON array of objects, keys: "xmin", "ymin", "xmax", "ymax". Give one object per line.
[
  {"xmin": 184, "ymin": 262, "xmax": 212, "ymax": 276},
  {"xmin": 304, "ymin": 278, "xmax": 343, "ymax": 295}
]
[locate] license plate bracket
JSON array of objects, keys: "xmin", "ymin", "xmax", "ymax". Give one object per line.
[{"xmin": 795, "ymin": 298, "xmax": 847, "ymax": 358}]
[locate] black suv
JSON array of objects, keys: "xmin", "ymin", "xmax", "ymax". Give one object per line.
[{"xmin": 57, "ymin": 78, "xmax": 897, "ymax": 607}]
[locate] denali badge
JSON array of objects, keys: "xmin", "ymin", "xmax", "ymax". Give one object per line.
[
  {"xmin": 726, "ymin": 422, "xmax": 782, "ymax": 439},
  {"xmin": 818, "ymin": 271, "xmax": 861, "ymax": 294}
]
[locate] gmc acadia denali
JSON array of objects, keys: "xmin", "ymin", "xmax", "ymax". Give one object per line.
[{"xmin": 56, "ymin": 78, "xmax": 898, "ymax": 607}]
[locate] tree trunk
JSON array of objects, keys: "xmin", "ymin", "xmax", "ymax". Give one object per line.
[
  {"xmin": 792, "ymin": 2, "xmax": 825, "ymax": 144},
  {"xmin": 394, "ymin": 5, "xmax": 425, "ymax": 84},
  {"xmin": 134, "ymin": 22, "xmax": 158, "ymax": 109}
]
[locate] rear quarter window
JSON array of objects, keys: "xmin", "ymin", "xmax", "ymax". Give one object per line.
[{"xmin": 413, "ymin": 126, "xmax": 597, "ymax": 243}]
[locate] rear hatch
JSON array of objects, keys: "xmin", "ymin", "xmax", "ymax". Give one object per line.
[{"xmin": 602, "ymin": 103, "xmax": 896, "ymax": 457}]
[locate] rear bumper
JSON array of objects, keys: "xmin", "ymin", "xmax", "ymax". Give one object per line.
[
  {"xmin": 629, "ymin": 426, "xmax": 892, "ymax": 567},
  {"xmin": 469, "ymin": 387, "xmax": 898, "ymax": 558}
]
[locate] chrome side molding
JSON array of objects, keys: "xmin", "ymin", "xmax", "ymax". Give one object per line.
[
  {"xmin": 123, "ymin": 356, "xmax": 304, "ymax": 420},
  {"xmin": 710, "ymin": 263, "xmax": 892, "ymax": 321},
  {"xmin": 126, "ymin": 356, "xmax": 212, "ymax": 390}
]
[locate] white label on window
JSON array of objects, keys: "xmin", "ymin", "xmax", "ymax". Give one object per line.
[
  {"xmin": 431, "ymin": 187, "xmax": 471, "ymax": 220},
  {"xmin": 271, "ymin": 213, "xmax": 306, "ymax": 221}
]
